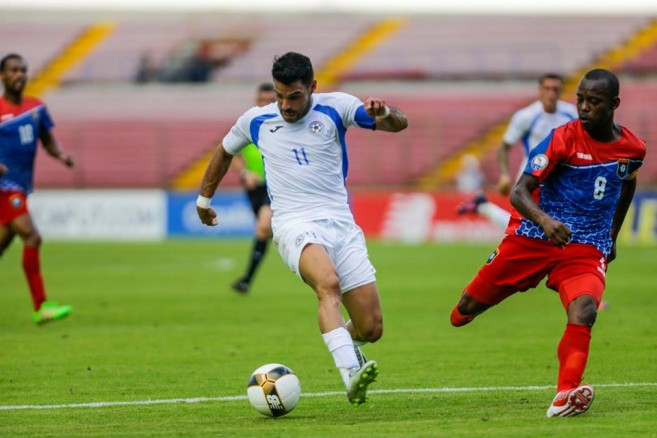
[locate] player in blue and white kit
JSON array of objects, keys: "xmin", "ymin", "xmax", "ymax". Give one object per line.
[
  {"xmin": 0, "ymin": 53, "xmax": 74, "ymax": 324},
  {"xmin": 450, "ymin": 69, "xmax": 646, "ymax": 417},
  {"xmin": 197, "ymin": 52, "xmax": 408, "ymax": 405},
  {"xmin": 458, "ymin": 73, "xmax": 577, "ymax": 228}
]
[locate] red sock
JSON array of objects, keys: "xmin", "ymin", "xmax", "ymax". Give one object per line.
[
  {"xmin": 23, "ymin": 246, "xmax": 46, "ymax": 311},
  {"xmin": 557, "ymin": 323, "xmax": 592, "ymax": 392}
]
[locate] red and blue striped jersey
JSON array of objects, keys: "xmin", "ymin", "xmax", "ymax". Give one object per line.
[
  {"xmin": 507, "ymin": 119, "xmax": 646, "ymax": 256},
  {"xmin": 0, "ymin": 96, "xmax": 54, "ymax": 193}
]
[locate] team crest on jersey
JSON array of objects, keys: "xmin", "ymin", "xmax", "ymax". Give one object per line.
[
  {"xmin": 530, "ymin": 154, "xmax": 549, "ymax": 171},
  {"xmin": 616, "ymin": 159, "xmax": 630, "ymax": 179},
  {"xmin": 486, "ymin": 247, "xmax": 500, "ymax": 264},
  {"xmin": 9, "ymin": 194, "xmax": 24, "ymax": 209},
  {"xmin": 31, "ymin": 109, "xmax": 40, "ymax": 123},
  {"xmin": 308, "ymin": 121, "xmax": 324, "ymax": 134},
  {"xmin": 295, "ymin": 234, "xmax": 305, "ymax": 248}
]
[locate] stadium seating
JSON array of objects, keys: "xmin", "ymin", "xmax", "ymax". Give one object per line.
[
  {"xmin": 64, "ymin": 13, "xmax": 264, "ymax": 83},
  {"xmin": 5, "ymin": 12, "xmax": 654, "ymax": 188},
  {"xmin": 214, "ymin": 15, "xmax": 373, "ymax": 81},
  {"xmin": 0, "ymin": 12, "xmax": 87, "ymax": 74},
  {"xmin": 344, "ymin": 89, "xmax": 531, "ymax": 186},
  {"xmin": 33, "ymin": 83, "xmax": 533, "ymax": 188},
  {"xmin": 618, "ymin": 42, "xmax": 657, "ymax": 74},
  {"xmin": 344, "ymin": 15, "xmax": 652, "ymax": 80}
]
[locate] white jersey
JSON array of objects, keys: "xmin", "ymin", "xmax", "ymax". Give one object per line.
[
  {"xmin": 503, "ymin": 100, "xmax": 577, "ymax": 177},
  {"xmin": 222, "ymin": 92, "xmax": 376, "ymax": 230}
]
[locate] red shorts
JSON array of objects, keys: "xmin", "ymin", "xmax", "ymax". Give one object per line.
[
  {"xmin": 465, "ymin": 234, "xmax": 606, "ymax": 309},
  {"xmin": 0, "ymin": 190, "xmax": 29, "ymax": 225}
]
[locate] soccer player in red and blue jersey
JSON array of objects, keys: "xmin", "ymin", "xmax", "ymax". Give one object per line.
[
  {"xmin": 449, "ymin": 69, "xmax": 646, "ymax": 417},
  {"xmin": 0, "ymin": 53, "xmax": 74, "ymax": 324}
]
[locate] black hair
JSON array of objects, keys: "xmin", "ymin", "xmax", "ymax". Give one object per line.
[
  {"xmin": 583, "ymin": 68, "xmax": 620, "ymax": 98},
  {"xmin": 0, "ymin": 53, "xmax": 23, "ymax": 71},
  {"xmin": 271, "ymin": 52, "xmax": 314, "ymax": 87},
  {"xmin": 257, "ymin": 82, "xmax": 274, "ymax": 92}
]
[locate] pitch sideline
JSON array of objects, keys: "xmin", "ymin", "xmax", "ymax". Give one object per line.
[{"xmin": 1, "ymin": 382, "xmax": 655, "ymax": 411}]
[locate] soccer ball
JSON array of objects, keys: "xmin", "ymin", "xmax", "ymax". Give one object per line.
[{"xmin": 247, "ymin": 363, "xmax": 301, "ymax": 417}]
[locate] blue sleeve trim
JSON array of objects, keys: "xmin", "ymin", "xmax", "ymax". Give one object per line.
[
  {"xmin": 249, "ymin": 113, "xmax": 277, "ymax": 146},
  {"xmin": 354, "ymin": 105, "xmax": 376, "ymax": 129},
  {"xmin": 313, "ymin": 104, "xmax": 350, "ymax": 181}
]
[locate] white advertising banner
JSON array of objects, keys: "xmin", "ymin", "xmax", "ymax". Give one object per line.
[{"xmin": 29, "ymin": 190, "xmax": 166, "ymax": 241}]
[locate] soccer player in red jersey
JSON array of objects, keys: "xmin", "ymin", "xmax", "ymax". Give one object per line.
[
  {"xmin": 0, "ymin": 53, "xmax": 74, "ymax": 324},
  {"xmin": 449, "ymin": 69, "xmax": 646, "ymax": 417}
]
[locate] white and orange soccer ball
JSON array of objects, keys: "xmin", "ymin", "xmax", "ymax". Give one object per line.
[{"xmin": 247, "ymin": 363, "xmax": 301, "ymax": 417}]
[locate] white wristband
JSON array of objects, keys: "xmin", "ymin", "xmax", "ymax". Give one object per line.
[
  {"xmin": 377, "ymin": 105, "xmax": 390, "ymax": 119},
  {"xmin": 196, "ymin": 195, "xmax": 211, "ymax": 209}
]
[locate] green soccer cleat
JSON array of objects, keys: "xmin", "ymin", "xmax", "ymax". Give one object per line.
[
  {"xmin": 33, "ymin": 301, "xmax": 73, "ymax": 325},
  {"xmin": 347, "ymin": 360, "xmax": 378, "ymax": 405}
]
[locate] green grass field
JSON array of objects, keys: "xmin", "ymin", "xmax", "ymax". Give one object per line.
[{"xmin": 1, "ymin": 240, "xmax": 656, "ymax": 437}]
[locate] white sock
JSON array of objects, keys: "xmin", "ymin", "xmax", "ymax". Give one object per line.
[
  {"xmin": 478, "ymin": 202, "xmax": 512, "ymax": 230},
  {"xmin": 322, "ymin": 327, "xmax": 360, "ymax": 387}
]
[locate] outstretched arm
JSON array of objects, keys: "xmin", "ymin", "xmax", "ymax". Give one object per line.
[
  {"xmin": 197, "ymin": 143, "xmax": 234, "ymax": 226},
  {"xmin": 363, "ymin": 98, "xmax": 408, "ymax": 132},
  {"xmin": 511, "ymin": 173, "xmax": 572, "ymax": 247},
  {"xmin": 608, "ymin": 176, "xmax": 637, "ymax": 262},
  {"xmin": 40, "ymin": 129, "xmax": 74, "ymax": 167}
]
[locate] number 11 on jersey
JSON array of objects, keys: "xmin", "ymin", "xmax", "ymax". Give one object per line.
[{"xmin": 293, "ymin": 148, "xmax": 310, "ymax": 165}]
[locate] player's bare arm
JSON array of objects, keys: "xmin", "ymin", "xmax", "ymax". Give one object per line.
[
  {"xmin": 511, "ymin": 173, "xmax": 572, "ymax": 247},
  {"xmin": 197, "ymin": 143, "xmax": 234, "ymax": 226},
  {"xmin": 608, "ymin": 175, "xmax": 638, "ymax": 262},
  {"xmin": 40, "ymin": 129, "xmax": 74, "ymax": 167},
  {"xmin": 496, "ymin": 142, "xmax": 512, "ymax": 195},
  {"xmin": 364, "ymin": 98, "xmax": 408, "ymax": 132}
]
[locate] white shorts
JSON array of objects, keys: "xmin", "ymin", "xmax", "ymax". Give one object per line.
[{"xmin": 273, "ymin": 218, "xmax": 376, "ymax": 293}]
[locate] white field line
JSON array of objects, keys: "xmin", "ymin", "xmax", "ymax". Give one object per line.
[{"xmin": 1, "ymin": 382, "xmax": 655, "ymax": 411}]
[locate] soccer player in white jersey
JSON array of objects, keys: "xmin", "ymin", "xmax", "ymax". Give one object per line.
[
  {"xmin": 458, "ymin": 73, "xmax": 577, "ymax": 228},
  {"xmin": 196, "ymin": 52, "xmax": 408, "ymax": 405}
]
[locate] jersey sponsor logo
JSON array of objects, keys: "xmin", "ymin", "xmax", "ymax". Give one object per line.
[
  {"xmin": 308, "ymin": 121, "xmax": 324, "ymax": 134},
  {"xmin": 269, "ymin": 125, "xmax": 284, "ymax": 133},
  {"xmin": 530, "ymin": 154, "xmax": 549, "ymax": 171},
  {"xmin": 577, "ymin": 152, "xmax": 593, "ymax": 160},
  {"xmin": 616, "ymin": 159, "xmax": 630, "ymax": 179}
]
